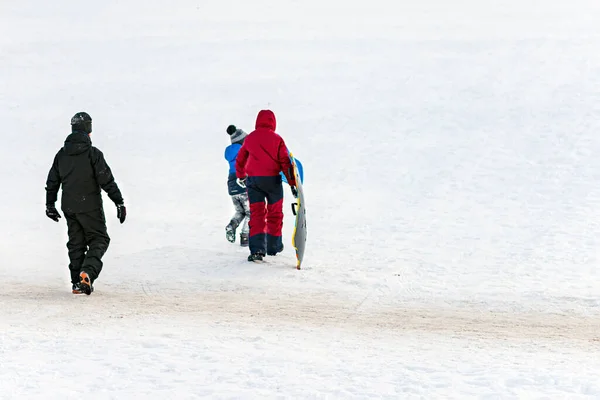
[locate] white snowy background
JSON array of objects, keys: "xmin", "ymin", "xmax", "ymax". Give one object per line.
[{"xmin": 1, "ymin": 0, "xmax": 600, "ymax": 398}]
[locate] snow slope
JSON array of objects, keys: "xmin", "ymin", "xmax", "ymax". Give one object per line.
[{"xmin": 1, "ymin": 0, "xmax": 600, "ymax": 398}]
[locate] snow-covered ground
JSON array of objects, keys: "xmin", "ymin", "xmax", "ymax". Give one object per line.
[{"xmin": 2, "ymin": 0, "xmax": 600, "ymax": 398}]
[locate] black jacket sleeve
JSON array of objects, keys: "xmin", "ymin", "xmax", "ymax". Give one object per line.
[
  {"xmin": 91, "ymin": 147, "xmax": 124, "ymax": 205},
  {"xmin": 45, "ymin": 152, "xmax": 61, "ymax": 206}
]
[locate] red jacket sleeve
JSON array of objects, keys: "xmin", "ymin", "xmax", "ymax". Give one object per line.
[
  {"xmin": 235, "ymin": 144, "xmax": 249, "ymax": 179},
  {"xmin": 278, "ymin": 139, "xmax": 296, "ymax": 186}
]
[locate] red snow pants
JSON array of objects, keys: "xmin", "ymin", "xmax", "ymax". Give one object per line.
[{"xmin": 246, "ymin": 176, "xmax": 284, "ymax": 255}]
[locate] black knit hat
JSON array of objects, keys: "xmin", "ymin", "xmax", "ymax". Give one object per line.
[{"xmin": 71, "ymin": 111, "xmax": 92, "ymax": 134}]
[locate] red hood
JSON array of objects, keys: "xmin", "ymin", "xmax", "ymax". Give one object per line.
[{"xmin": 255, "ymin": 109, "xmax": 276, "ymax": 131}]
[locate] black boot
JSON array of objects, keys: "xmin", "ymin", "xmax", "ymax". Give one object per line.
[
  {"xmin": 248, "ymin": 252, "xmax": 265, "ymax": 262},
  {"xmin": 72, "ymin": 282, "xmax": 84, "ymax": 294},
  {"xmin": 240, "ymin": 232, "xmax": 249, "ymax": 247},
  {"xmin": 79, "ymin": 271, "xmax": 94, "ymax": 295}
]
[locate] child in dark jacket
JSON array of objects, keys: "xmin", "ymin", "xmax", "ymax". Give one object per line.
[
  {"xmin": 45, "ymin": 111, "xmax": 126, "ymax": 295},
  {"xmin": 224, "ymin": 125, "xmax": 250, "ymax": 246},
  {"xmin": 235, "ymin": 110, "xmax": 297, "ymax": 261}
]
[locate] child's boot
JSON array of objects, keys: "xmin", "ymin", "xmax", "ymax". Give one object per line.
[
  {"xmin": 240, "ymin": 232, "xmax": 249, "ymax": 247},
  {"xmin": 225, "ymin": 224, "xmax": 236, "ymax": 243}
]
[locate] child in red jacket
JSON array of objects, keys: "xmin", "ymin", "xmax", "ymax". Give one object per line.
[{"xmin": 235, "ymin": 110, "xmax": 297, "ymax": 261}]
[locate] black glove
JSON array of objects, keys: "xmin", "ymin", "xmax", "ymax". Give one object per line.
[
  {"xmin": 46, "ymin": 205, "xmax": 61, "ymax": 222},
  {"xmin": 116, "ymin": 204, "xmax": 126, "ymax": 224},
  {"xmin": 290, "ymin": 186, "xmax": 298, "ymax": 198}
]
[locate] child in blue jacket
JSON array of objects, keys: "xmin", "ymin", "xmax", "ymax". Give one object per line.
[{"xmin": 224, "ymin": 124, "xmax": 250, "ymax": 246}]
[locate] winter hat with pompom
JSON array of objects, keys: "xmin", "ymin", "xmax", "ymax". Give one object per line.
[{"xmin": 227, "ymin": 125, "xmax": 247, "ymax": 144}]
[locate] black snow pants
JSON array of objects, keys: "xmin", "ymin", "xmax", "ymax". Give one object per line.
[{"xmin": 64, "ymin": 208, "xmax": 110, "ymax": 284}]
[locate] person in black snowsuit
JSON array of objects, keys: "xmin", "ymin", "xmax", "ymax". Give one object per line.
[{"xmin": 45, "ymin": 112, "xmax": 126, "ymax": 295}]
